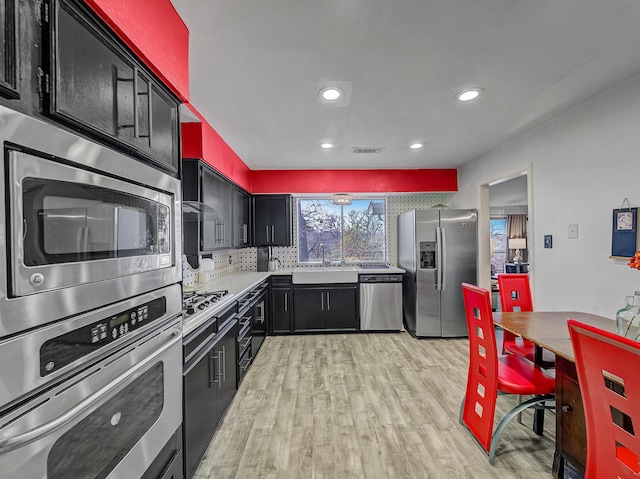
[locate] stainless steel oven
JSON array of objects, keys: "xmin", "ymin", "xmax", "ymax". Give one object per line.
[
  {"xmin": 0, "ymin": 314, "xmax": 182, "ymax": 478},
  {"xmin": 0, "ymin": 284, "xmax": 181, "ymax": 412},
  {"xmin": 0, "ymin": 105, "xmax": 181, "ymax": 339}
]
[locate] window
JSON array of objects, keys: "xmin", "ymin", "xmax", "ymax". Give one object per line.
[
  {"xmin": 490, "ymin": 217, "xmax": 507, "ymax": 275},
  {"xmin": 297, "ymin": 198, "xmax": 386, "ymax": 264}
]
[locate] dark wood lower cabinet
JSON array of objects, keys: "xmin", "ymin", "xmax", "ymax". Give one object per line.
[
  {"xmin": 552, "ymin": 356, "xmax": 586, "ymax": 479},
  {"xmin": 293, "ymin": 285, "xmax": 358, "ymax": 332},
  {"xmin": 183, "ymin": 320, "xmax": 237, "ymax": 479},
  {"xmin": 270, "ymin": 276, "xmax": 292, "ymax": 333}
]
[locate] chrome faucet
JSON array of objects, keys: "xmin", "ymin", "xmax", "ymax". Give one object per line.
[{"xmin": 318, "ymin": 243, "xmax": 327, "ymax": 266}]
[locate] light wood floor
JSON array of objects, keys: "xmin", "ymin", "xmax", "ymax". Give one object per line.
[{"xmin": 194, "ymin": 332, "xmax": 555, "ymax": 479}]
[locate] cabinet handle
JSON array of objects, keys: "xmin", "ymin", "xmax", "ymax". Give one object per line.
[
  {"xmin": 208, "ymin": 350, "xmax": 217, "ymax": 386},
  {"xmin": 133, "ymin": 67, "xmax": 141, "ymax": 138},
  {"xmin": 221, "ymin": 221, "xmax": 225, "ymax": 243},
  {"xmin": 115, "ymin": 68, "xmax": 135, "ymax": 133},
  {"xmin": 220, "ymin": 346, "xmax": 226, "ymax": 386},
  {"xmin": 256, "ymin": 302, "xmax": 265, "ymax": 323},
  {"xmin": 147, "ymin": 82, "xmax": 153, "ymax": 146},
  {"xmin": 271, "ymin": 225, "xmax": 275, "ymax": 243},
  {"xmin": 242, "ymin": 224, "xmax": 248, "ymax": 244},
  {"xmin": 327, "ymin": 291, "xmax": 330, "ymax": 310},
  {"xmin": 284, "ymin": 292, "xmax": 288, "ymax": 312},
  {"xmin": 561, "ymin": 404, "xmax": 572, "ymax": 413},
  {"xmin": 133, "ymin": 69, "xmax": 152, "ymax": 144},
  {"xmin": 266, "ymin": 225, "xmax": 269, "ymax": 243},
  {"xmin": 321, "ymin": 292, "xmax": 324, "ymax": 311}
]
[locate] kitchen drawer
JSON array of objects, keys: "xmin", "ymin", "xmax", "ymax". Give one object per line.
[{"xmin": 271, "ymin": 275, "xmax": 292, "ymax": 287}]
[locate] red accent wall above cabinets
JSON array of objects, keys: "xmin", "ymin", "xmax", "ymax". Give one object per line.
[
  {"xmin": 251, "ymin": 169, "xmax": 457, "ymax": 194},
  {"xmin": 182, "ymin": 120, "xmax": 253, "ymax": 192},
  {"xmin": 83, "ymin": 0, "xmax": 189, "ymax": 102}
]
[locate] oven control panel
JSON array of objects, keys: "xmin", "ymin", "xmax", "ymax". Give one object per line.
[{"xmin": 40, "ymin": 297, "xmax": 166, "ymax": 376}]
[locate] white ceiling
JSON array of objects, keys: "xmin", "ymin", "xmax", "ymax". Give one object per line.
[{"xmin": 170, "ymin": 0, "xmax": 640, "ymax": 171}]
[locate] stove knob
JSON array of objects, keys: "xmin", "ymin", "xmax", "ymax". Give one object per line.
[
  {"xmin": 198, "ymin": 302, "xmax": 207, "ymax": 310},
  {"xmin": 186, "ymin": 306, "xmax": 195, "ymax": 315}
]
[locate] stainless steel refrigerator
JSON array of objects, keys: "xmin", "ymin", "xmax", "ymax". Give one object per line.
[{"xmin": 397, "ymin": 209, "xmax": 477, "ymax": 337}]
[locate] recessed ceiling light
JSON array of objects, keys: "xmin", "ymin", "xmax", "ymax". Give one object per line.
[
  {"xmin": 410, "ymin": 143, "xmax": 424, "ymax": 149},
  {"xmin": 320, "ymin": 87, "xmax": 342, "ymax": 101},
  {"xmin": 319, "ymin": 142, "xmax": 335, "ymax": 149},
  {"xmin": 457, "ymin": 88, "xmax": 483, "ymax": 102}
]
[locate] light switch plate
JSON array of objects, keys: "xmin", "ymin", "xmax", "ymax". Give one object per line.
[
  {"xmin": 544, "ymin": 235, "xmax": 553, "ymax": 248},
  {"xmin": 568, "ymin": 224, "xmax": 579, "ymax": 239}
]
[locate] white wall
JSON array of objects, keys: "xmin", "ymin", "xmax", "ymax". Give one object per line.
[{"xmin": 450, "ymin": 72, "xmax": 640, "ymax": 318}]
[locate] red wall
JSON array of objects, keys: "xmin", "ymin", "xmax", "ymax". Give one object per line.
[
  {"xmin": 251, "ymin": 169, "xmax": 457, "ymax": 194},
  {"xmin": 84, "ymin": 0, "xmax": 190, "ymax": 102},
  {"xmin": 182, "ymin": 118, "xmax": 253, "ymax": 192},
  {"xmin": 182, "ymin": 117, "xmax": 458, "ymax": 194}
]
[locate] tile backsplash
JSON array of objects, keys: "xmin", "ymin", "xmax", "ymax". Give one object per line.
[{"xmin": 183, "ymin": 193, "xmax": 448, "ymax": 286}]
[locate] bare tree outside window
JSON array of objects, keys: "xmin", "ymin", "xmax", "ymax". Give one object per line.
[
  {"xmin": 298, "ymin": 198, "xmax": 387, "ymax": 264},
  {"xmin": 490, "ymin": 217, "xmax": 507, "ymax": 274}
]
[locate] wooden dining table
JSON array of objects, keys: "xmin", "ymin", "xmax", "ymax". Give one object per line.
[{"xmin": 492, "ymin": 310, "xmax": 616, "ymax": 479}]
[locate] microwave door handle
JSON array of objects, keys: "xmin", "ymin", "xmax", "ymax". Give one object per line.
[{"xmin": 0, "ymin": 329, "xmax": 181, "ymax": 454}]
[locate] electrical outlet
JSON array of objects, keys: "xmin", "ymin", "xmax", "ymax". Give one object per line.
[
  {"xmin": 568, "ymin": 224, "xmax": 579, "ymax": 239},
  {"xmin": 544, "ymin": 235, "xmax": 553, "ymax": 248}
]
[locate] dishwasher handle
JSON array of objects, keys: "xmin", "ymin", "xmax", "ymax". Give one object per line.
[{"xmin": 359, "ymin": 274, "xmax": 403, "ymax": 283}]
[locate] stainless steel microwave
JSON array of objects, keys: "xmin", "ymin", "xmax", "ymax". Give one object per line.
[{"xmin": 0, "ymin": 106, "xmax": 182, "ymax": 339}]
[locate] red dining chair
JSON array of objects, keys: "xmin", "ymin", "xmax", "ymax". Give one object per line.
[
  {"xmin": 568, "ymin": 319, "xmax": 640, "ymax": 479},
  {"xmin": 498, "ymin": 274, "xmax": 555, "ymax": 367},
  {"xmin": 460, "ymin": 283, "xmax": 555, "ymax": 465}
]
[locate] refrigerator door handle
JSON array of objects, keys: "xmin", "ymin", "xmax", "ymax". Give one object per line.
[
  {"xmin": 435, "ymin": 226, "xmax": 442, "ymax": 290},
  {"xmin": 440, "ymin": 226, "xmax": 447, "ymax": 291}
]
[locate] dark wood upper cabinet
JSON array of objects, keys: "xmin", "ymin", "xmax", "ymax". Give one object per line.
[
  {"xmin": 48, "ymin": 0, "xmax": 179, "ymax": 174},
  {"xmin": 201, "ymin": 166, "xmax": 232, "ymax": 251},
  {"xmin": 183, "ymin": 159, "xmax": 239, "ymax": 258},
  {"xmin": 252, "ymin": 195, "xmax": 292, "ymax": 247},
  {"xmin": 0, "ymin": 0, "xmax": 19, "ymax": 98},
  {"xmin": 232, "ymin": 187, "xmax": 251, "ymax": 249}
]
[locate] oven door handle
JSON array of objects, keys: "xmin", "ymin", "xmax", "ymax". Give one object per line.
[{"xmin": 0, "ymin": 328, "xmax": 181, "ymax": 454}]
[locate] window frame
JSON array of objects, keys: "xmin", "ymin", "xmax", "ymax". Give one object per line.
[{"xmin": 296, "ymin": 197, "xmax": 388, "ymax": 265}]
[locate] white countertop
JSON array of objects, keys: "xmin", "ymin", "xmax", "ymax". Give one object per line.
[
  {"xmin": 270, "ymin": 266, "xmax": 405, "ymax": 275},
  {"xmin": 183, "ymin": 267, "xmax": 405, "ymax": 335},
  {"xmin": 207, "ymin": 271, "xmax": 271, "ymax": 296}
]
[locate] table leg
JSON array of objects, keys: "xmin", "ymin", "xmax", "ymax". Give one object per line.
[{"xmin": 533, "ymin": 344, "xmax": 545, "ymax": 435}]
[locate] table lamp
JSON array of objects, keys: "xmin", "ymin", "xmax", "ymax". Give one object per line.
[{"xmin": 509, "ymin": 237, "xmax": 527, "ymax": 263}]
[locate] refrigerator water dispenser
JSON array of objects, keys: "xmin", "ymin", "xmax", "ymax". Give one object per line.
[{"xmin": 420, "ymin": 242, "xmax": 436, "ymax": 269}]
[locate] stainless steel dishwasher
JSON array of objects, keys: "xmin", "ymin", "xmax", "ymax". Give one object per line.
[{"xmin": 359, "ymin": 274, "xmax": 403, "ymax": 330}]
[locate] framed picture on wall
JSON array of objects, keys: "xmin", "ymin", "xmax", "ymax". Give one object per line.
[{"xmin": 612, "ymin": 207, "xmax": 638, "ymax": 257}]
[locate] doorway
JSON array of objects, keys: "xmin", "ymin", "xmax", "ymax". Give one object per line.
[{"xmin": 487, "ymin": 171, "xmax": 530, "ymax": 311}]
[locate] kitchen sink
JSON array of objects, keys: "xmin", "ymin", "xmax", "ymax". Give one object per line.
[{"xmin": 292, "ymin": 267, "xmax": 359, "ymax": 284}]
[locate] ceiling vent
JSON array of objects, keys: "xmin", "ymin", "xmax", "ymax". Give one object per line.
[{"xmin": 352, "ymin": 147, "xmax": 385, "ymax": 154}]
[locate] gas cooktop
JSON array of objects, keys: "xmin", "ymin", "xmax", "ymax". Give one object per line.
[{"xmin": 182, "ymin": 290, "xmax": 234, "ymax": 325}]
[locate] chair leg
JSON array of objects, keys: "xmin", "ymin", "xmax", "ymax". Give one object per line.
[
  {"xmin": 488, "ymin": 394, "xmax": 555, "ymax": 466},
  {"xmin": 517, "ymin": 395, "xmax": 523, "ymax": 424}
]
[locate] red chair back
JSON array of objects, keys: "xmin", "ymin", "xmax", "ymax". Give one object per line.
[
  {"xmin": 568, "ymin": 319, "xmax": 640, "ymax": 479},
  {"xmin": 497, "ymin": 274, "xmax": 534, "ymax": 354},
  {"xmin": 461, "ymin": 283, "xmax": 499, "ymax": 452},
  {"xmin": 497, "ymin": 274, "xmax": 533, "ymax": 313}
]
